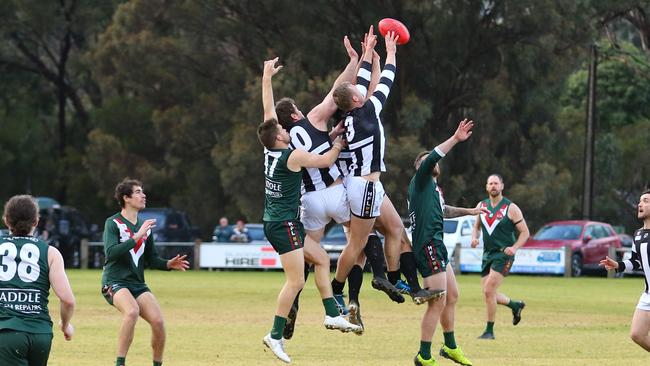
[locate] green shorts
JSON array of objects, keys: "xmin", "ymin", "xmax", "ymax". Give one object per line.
[
  {"xmin": 0, "ymin": 329, "xmax": 52, "ymax": 366},
  {"xmin": 415, "ymin": 240, "xmax": 448, "ymax": 278},
  {"xmin": 101, "ymin": 283, "xmax": 151, "ymax": 305},
  {"xmin": 481, "ymin": 251, "xmax": 514, "ymax": 277},
  {"xmin": 263, "ymin": 220, "xmax": 305, "ymax": 255}
]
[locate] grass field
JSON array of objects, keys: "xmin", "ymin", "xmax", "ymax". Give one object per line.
[{"xmin": 45, "ymin": 270, "xmax": 649, "ymax": 365}]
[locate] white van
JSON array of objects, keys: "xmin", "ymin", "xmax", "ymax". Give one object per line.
[{"xmin": 407, "ymin": 215, "xmax": 483, "ymax": 263}]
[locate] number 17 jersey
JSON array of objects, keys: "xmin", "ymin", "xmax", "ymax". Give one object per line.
[{"xmin": 0, "ymin": 236, "xmax": 52, "ymax": 333}]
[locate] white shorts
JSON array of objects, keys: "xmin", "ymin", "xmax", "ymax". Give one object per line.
[
  {"xmin": 637, "ymin": 292, "xmax": 650, "ymax": 311},
  {"xmin": 300, "ymin": 183, "xmax": 350, "ymax": 231},
  {"xmin": 344, "ymin": 176, "xmax": 384, "ymax": 219}
]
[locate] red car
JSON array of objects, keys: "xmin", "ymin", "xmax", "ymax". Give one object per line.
[{"xmin": 523, "ymin": 220, "xmax": 622, "ymax": 277}]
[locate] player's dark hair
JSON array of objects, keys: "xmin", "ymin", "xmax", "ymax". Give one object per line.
[
  {"xmin": 275, "ymin": 98, "xmax": 297, "ymax": 130},
  {"xmin": 642, "ymin": 189, "xmax": 650, "ymax": 196},
  {"xmin": 333, "ymin": 82, "xmax": 355, "ymax": 111},
  {"xmin": 258, "ymin": 118, "xmax": 280, "ymax": 149},
  {"xmin": 3, "ymin": 195, "xmax": 39, "ymax": 236},
  {"xmin": 488, "ymin": 173, "xmax": 504, "ymax": 184},
  {"xmin": 413, "ymin": 150, "xmax": 431, "ymax": 169},
  {"xmin": 114, "ymin": 178, "xmax": 143, "ymax": 208}
]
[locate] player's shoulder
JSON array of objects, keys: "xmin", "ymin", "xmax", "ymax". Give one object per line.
[{"xmin": 105, "ymin": 212, "xmax": 121, "ymax": 225}]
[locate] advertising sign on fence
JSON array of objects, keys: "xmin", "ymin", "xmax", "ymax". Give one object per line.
[
  {"xmin": 199, "ymin": 244, "xmax": 282, "ymax": 269},
  {"xmin": 459, "ymin": 248, "xmax": 565, "ymax": 274}
]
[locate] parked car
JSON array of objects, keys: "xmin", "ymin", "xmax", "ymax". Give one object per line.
[
  {"xmin": 404, "ymin": 215, "xmax": 483, "ymax": 264},
  {"xmin": 138, "ymin": 208, "xmax": 200, "ymax": 243},
  {"xmin": 211, "ymin": 222, "xmax": 269, "ymax": 244},
  {"xmin": 523, "ymin": 220, "xmax": 622, "ymax": 277},
  {"xmin": 321, "ymin": 224, "xmax": 348, "ymax": 267},
  {"xmin": 36, "ymin": 205, "xmax": 94, "ymax": 268},
  {"xmin": 441, "ymin": 215, "xmax": 483, "ymax": 264}
]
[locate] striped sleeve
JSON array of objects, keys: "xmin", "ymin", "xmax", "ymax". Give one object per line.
[
  {"xmin": 355, "ymin": 61, "xmax": 372, "ymax": 98},
  {"xmin": 369, "ymin": 63, "xmax": 396, "ymax": 114},
  {"xmin": 617, "ymin": 244, "xmax": 642, "ymax": 273}
]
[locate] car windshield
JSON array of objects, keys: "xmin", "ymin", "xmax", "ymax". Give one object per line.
[
  {"xmin": 138, "ymin": 211, "xmax": 166, "ymax": 232},
  {"xmin": 324, "ymin": 225, "xmax": 346, "ymax": 241},
  {"xmin": 534, "ymin": 224, "xmax": 582, "ymax": 240},
  {"xmin": 443, "ymin": 220, "xmax": 458, "ymax": 234}
]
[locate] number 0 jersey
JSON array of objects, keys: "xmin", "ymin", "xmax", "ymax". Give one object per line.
[
  {"xmin": 288, "ymin": 118, "xmax": 340, "ymax": 193},
  {"xmin": 263, "ymin": 148, "xmax": 302, "ymax": 222},
  {"xmin": 0, "ymin": 235, "xmax": 52, "ymax": 333}
]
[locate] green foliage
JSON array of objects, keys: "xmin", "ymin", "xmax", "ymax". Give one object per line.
[{"xmin": 1, "ymin": 0, "xmax": 650, "ymax": 237}]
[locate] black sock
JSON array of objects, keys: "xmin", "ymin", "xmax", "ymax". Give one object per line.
[
  {"xmin": 304, "ymin": 263, "xmax": 311, "ymax": 282},
  {"xmin": 387, "ymin": 270, "xmax": 401, "ymax": 285},
  {"xmin": 400, "ymin": 252, "xmax": 422, "ymax": 292},
  {"xmin": 348, "ymin": 265, "xmax": 363, "ymax": 305},
  {"xmin": 364, "ymin": 235, "xmax": 387, "ymax": 279},
  {"xmin": 331, "ymin": 278, "xmax": 345, "ymax": 295}
]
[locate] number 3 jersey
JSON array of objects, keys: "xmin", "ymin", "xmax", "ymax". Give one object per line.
[
  {"xmin": 0, "ymin": 235, "xmax": 52, "ymax": 333},
  {"xmin": 102, "ymin": 213, "xmax": 169, "ymax": 287}
]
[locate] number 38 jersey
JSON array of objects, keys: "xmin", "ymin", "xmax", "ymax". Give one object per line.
[
  {"xmin": 288, "ymin": 118, "xmax": 340, "ymax": 193},
  {"xmin": 0, "ymin": 235, "xmax": 52, "ymax": 333}
]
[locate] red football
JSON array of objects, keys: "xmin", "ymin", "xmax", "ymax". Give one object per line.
[{"xmin": 378, "ymin": 18, "xmax": 410, "ymax": 45}]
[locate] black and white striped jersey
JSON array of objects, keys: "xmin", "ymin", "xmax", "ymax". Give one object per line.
[
  {"xmin": 343, "ymin": 60, "xmax": 395, "ymax": 177},
  {"xmin": 617, "ymin": 228, "xmax": 650, "ymax": 292},
  {"xmin": 288, "ymin": 117, "xmax": 340, "ymax": 192}
]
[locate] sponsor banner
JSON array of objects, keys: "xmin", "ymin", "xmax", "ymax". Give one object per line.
[
  {"xmin": 200, "ymin": 244, "xmax": 282, "ymax": 269},
  {"xmin": 459, "ymin": 248, "xmax": 565, "ymax": 274}
]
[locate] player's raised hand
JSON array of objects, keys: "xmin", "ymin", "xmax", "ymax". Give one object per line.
[
  {"xmin": 384, "ymin": 31, "xmax": 399, "ymax": 54},
  {"xmin": 363, "ymin": 25, "xmax": 377, "ymax": 55},
  {"xmin": 343, "ymin": 36, "xmax": 358, "ymax": 60},
  {"xmin": 599, "ymin": 256, "xmax": 619, "ymax": 271},
  {"xmin": 167, "ymin": 254, "xmax": 190, "ymax": 271},
  {"xmin": 453, "ymin": 118, "xmax": 474, "ymax": 142},
  {"xmin": 135, "ymin": 219, "xmax": 156, "ymax": 239},
  {"xmin": 263, "ymin": 57, "xmax": 283, "ymax": 78}
]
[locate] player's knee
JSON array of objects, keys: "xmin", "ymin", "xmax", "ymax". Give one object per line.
[
  {"xmin": 150, "ymin": 316, "xmax": 165, "ymax": 332},
  {"xmin": 446, "ymin": 289, "xmax": 459, "ymax": 306},
  {"xmin": 482, "ymin": 285, "xmax": 495, "ymax": 298},
  {"xmin": 630, "ymin": 330, "xmax": 646, "ymax": 345},
  {"xmin": 123, "ymin": 306, "xmax": 140, "ymax": 322},
  {"xmin": 289, "ymin": 276, "xmax": 305, "ymax": 290}
]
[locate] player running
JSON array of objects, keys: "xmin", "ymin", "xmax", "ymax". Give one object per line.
[{"xmin": 471, "ymin": 174, "xmax": 530, "ymax": 340}]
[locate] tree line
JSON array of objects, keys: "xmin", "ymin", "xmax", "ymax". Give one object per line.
[{"xmin": 1, "ymin": 0, "xmax": 649, "ymax": 237}]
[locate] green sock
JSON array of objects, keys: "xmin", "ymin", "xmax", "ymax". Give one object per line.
[
  {"xmin": 419, "ymin": 341, "xmax": 432, "ymax": 360},
  {"xmin": 486, "ymin": 321, "xmax": 495, "ymax": 333},
  {"xmin": 443, "ymin": 331, "xmax": 457, "ymax": 349},
  {"xmin": 323, "ymin": 297, "xmax": 340, "ymax": 317},
  {"xmin": 153, "ymin": 362, "xmax": 162, "ymax": 366},
  {"xmin": 507, "ymin": 299, "xmax": 521, "ymax": 310},
  {"xmin": 270, "ymin": 315, "xmax": 287, "ymax": 340},
  {"xmin": 116, "ymin": 357, "xmax": 126, "ymax": 366}
]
